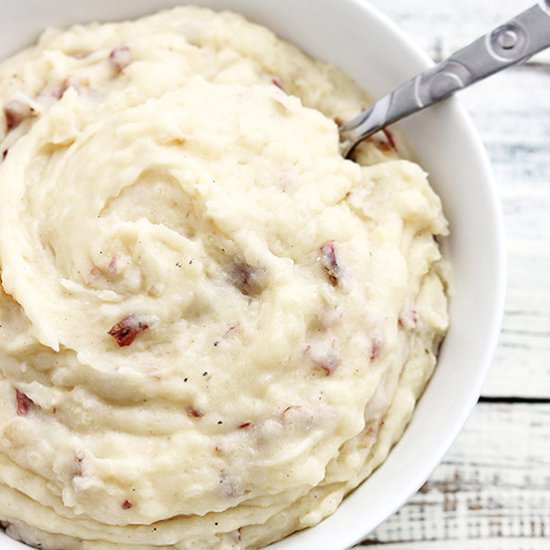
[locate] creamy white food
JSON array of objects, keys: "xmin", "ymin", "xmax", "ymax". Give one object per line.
[{"xmin": 0, "ymin": 7, "xmax": 449, "ymax": 550}]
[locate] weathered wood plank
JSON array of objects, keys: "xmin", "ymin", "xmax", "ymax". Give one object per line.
[{"xmin": 355, "ymin": 403, "xmax": 550, "ymax": 547}]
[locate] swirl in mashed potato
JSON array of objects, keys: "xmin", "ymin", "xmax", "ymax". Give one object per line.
[{"xmin": 0, "ymin": 6, "xmax": 449, "ymax": 550}]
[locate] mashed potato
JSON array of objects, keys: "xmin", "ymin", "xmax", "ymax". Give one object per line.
[{"xmin": 0, "ymin": 6, "xmax": 449, "ymax": 549}]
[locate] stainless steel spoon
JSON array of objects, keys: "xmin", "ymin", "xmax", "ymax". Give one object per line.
[{"xmin": 339, "ymin": 1, "xmax": 550, "ymax": 157}]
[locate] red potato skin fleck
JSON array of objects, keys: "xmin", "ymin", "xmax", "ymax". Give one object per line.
[
  {"xmin": 370, "ymin": 337, "xmax": 383, "ymax": 361},
  {"xmin": 375, "ymin": 139, "xmax": 393, "ymax": 153},
  {"xmin": 319, "ymin": 241, "xmax": 341, "ymax": 286},
  {"xmin": 317, "ymin": 357, "xmax": 340, "ymax": 376},
  {"xmin": 107, "ymin": 255, "xmax": 121, "ymax": 275},
  {"xmin": 51, "ymin": 78, "xmax": 81, "ymax": 99},
  {"xmin": 108, "ymin": 315, "xmax": 148, "ymax": 347},
  {"xmin": 4, "ymin": 109, "xmax": 18, "ymax": 131},
  {"xmin": 4, "ymin": 100, "xmax": 34, "ymax": 132},
  {"xmin": 43, "ymin": 82, "xmax": 69, "ymax": 101},
  {"xmin": 231, "ymin": 263, "xmax": 267, "ymax": 296},
  {"xmin": 49, "ymin": 83, "xmax": 67, "ymax": 100},
  {"xmin": 186, "ymin": 407, "xmax": 204, "ymax": 419},
  {"xmin": 15, "ymin": 389, "xmax": 33, "ymax": 416},
  {"xmin": 271, "ymin": 77, "xmax": 284, "ymax": 91},
  {"xmin": 109, "ymin": 46, "xmax": 132, "ymax": 73},
  {"xmin": 382, "ymin": 128, "xmax": 397, "ymax": 150},
  {"xmin": 121, "ymin": 500, "xmax": 133, "ymax": 510},
  {"xmin": 305, "ymin": 342, "xmax": 341, "ymax": 375},
  {"xmin": 238, "ymin": 421, "xmax": 254, "ymax": 429}
]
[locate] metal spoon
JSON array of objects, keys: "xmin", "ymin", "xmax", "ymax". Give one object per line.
[{"xmin": 339, "ymin": 1, "xmax": 550, "ymax": 157}]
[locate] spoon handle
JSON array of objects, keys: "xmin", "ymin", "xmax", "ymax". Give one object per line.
[{"xmin": 340, "ymin": 1, "xmax": 550, "ymax": 155}]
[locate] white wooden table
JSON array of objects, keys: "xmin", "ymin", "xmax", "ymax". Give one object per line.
[{"xmin": 356, "ymin": 1, "xmax": 550, "ymax": 548}]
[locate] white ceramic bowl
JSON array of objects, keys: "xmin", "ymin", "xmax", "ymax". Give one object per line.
[{"xmin": 0, "ymin": 1, "xmax": 506, "ymax": 549}]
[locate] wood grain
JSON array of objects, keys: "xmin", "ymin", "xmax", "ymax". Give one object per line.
[{"xmin": 356, "ymin": 404, "xmax": 550, "ymax": 548}]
